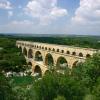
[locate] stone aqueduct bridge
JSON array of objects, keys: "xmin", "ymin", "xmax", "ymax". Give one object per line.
[{"xmin": 16, "ymin": 41, "xmax": 97, "ymax": 76}]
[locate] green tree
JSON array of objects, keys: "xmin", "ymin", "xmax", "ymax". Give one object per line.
[
  {"xmin": 0, "ymin": 73, "xmax": 16, "ymax": 100},
  {"xmin": 33, "ymin": 72, "xmax": 87, "ymax": 100},
  {"xmin": 54, "ymin": 95, "xmax": 66, "ymax": 100}
]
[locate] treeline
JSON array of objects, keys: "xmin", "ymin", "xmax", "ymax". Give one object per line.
[
  {"xmin": 0, "ymin": 35, "xmax": 100, "ymax": 49},
  {"xmin": 19, "ymin": 37, "xmax": 100, "ymax": 49}
]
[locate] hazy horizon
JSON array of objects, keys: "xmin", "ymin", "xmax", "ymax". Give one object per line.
[{"xmin": 0, "ymin": 33, "xmax": 100, "ymax": 37}]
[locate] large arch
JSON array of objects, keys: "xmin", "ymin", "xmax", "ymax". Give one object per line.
[
  {"xmin": 35, "ymin": 51, "xmax": 43, "ymax": 61},
  {"xmin": 45, "ymin": 53, "xmax": 54, "ymax": 68},
  {"xmin": 44, "ymin": 70, "xmax": 51, "ymax": 76},
  {"xmin": 23, "ymin": 47, "xmax": 27, "ymax": 56},
  {"xmin": 56, "ymin": 57, "xmax": 68, "ymax": 70},
  {"xmin": 72, "ymin": 60, "xmax": 83, "ymax": 68},
  {"xmin": 28, "ymin": 49, "xmax": 33, "ymax": 58},
  {"xmin": 72, "ymin": 61, "xmax": 79, "ymax": 67},
  {"xmin": 34, "ymin": 65, "xmax": 42, "ymax": 77}
]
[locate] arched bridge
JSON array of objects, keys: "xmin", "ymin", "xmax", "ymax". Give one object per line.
[{"xmin": 16, "ymin": 41, "xmax": 97, "ymax": 76}]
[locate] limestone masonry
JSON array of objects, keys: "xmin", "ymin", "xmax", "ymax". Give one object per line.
[{"xmin": 16, "ymin": 40, "xmax": 98, "ymax": 76}]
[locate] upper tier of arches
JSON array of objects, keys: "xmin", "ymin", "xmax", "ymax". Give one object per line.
[{"xmin": 16, "ymin": 40, "xmax": 97, "ymax": 61}]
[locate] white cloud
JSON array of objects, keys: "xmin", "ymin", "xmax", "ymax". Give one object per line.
[
  {"xmin": 0, "ymin": 20, "xmax": 35, "ymax": 33},
  {"xmin": 0, "ymin": 19, "xmax": 65, "ymax": 34},
  {"xmin": 25, "ymin": 0, "xmax": 67, "ymax": 25},
  {"xmin": 8, "ymin": 11, "xmax": 13, "ymax": 17},
  {"xmin": 72, "ymin": 0, "xmax": 100, "ymax": 24},
  {"xmin": 51, "ymin": 7, "xmax": 67, "ymax": 17},
  {"xmin": 0, "ymin": 0, "xmax": 12, "ymax": 9},
  {"xmin": 11, "ymin": 20, "xmax": 34, "ymax": 26}
]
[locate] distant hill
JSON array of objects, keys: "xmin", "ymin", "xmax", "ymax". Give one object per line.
[{"xmin": 0, "ymin": 33, "xmax": 100, "ymax": 38}]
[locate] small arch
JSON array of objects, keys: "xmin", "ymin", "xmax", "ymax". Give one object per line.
[
  {"xmin": 49, "ymin": 48, "xmax": 51, "ymax": 51},
  {"xmin": 28, "ymin": 49, "xmax": 33, "ymax": 58},
  {"xmin": 37, "ymin": 46, "xmax": 38, "ymax": 48},
  {"xmin": 45, "ymin": 47, "xmax": 47, "ymax": 50},
  {"xmin": 72, "ymin": 52, "xmax": 76, "ymax": 56},
  {"xmin": 45, "ymin": 53, "xmax": 54, "ymax": 68},
  {"xmin": 35, "ymin": 51, "xmax": 43, "ymax": 61},
  {"xmin": 57, "ymin": 49, "xmax": 59, "ymax": 52},
  {"xmin": 52, "ymin": 48, "xmax": 55, "ymax": 52},
  {"xmin": 61, "ymin": 50, "xmax": 64, "ymax": 53},
  {"xmin": 32, "ymin": 45, "xmax": 34, "ymax": 47},
  {"xmin": 86, "ymin": 54, "xmax": 91, "ymax": 58},
  {"xmin": 66, "ymin": 51, "xmax": 70, "ymax": 54},
  {"xmin": 23, "ymin": 47, "xmax": 27, "ymax": 56},
  {"xmin": 79, "ymin": 53, "xmax": 83, "ymax": 57},
  {"xmin": 34, "ymin": 65, "xmax": 42, "ymax": 77},
  {"xmin": 28, "ymin": 62, "xmax": 32, "ymax": 66},
  {"xmin": 56, "ymin": 57, "xmax": 68, "ymax": 70},
  {"xmin": 42, "ymin": 47, "xmax": 44, "ymax": 49},
  {"xmin": 27, "ymin": 62, "xmax": 32, "ymax": 69}
]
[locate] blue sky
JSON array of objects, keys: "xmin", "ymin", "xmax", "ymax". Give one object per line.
[{"xmin": 0, "ymin": 0, "xmax": 100, "ymax": 35}]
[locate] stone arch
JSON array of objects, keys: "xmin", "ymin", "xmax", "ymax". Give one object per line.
[
  {"xmin": 28, "ymin": 49, "xmax": 33, "ymax": 58},
  {"xmin": 39, "ymin": 46, "xmax": 41, "ymax": 49},
  {"xmin": 79, "ymin": 52, "xmax": 83, "ymax": 57},
  {"xmin": 28, "ymin": 62, "xmax": 32, "ymax": 65},
  {"xmin": 57, "ymin": 49, "xmax": 59, "ymax": 52},
  {"xmin": 56, "ymin": 56, "xmax": 68, "ymax": 70},
  {"xmin": 44, "ymin": 70, "xmax": 51, "ymax": 75},
  {"xmin": 34, "ymin": 65, "xmax": 42, "ymax": 77},
  {"xmin": 27, "ymin": 62, "xmax": 32, "ymax": 69},
  {"xmin": 49, "ymin": 48, "xmax": 51, "ymax": 51},
  {"xmin": 52, "ymin": 48, "xmax": 55, "ymax": 52},
  {"xmin": 23, "ymin": 47, "xmax": 27, "ymax": 56},
  {"xmin": 35, "ymin": 51, "xmax": 43, "ymax": 61},
  {"xmin": 72, "ymin": 52, "xmax": 76, "ymax": 56},
  {"xmin": 37, "ymin": 45, "xmax": 38, "ymax": 48},
  {"xmin": 66, "ymin": 51, "xmax": 70, "ymax": 54},
  {"xmin": 86, "ymin": 54, "xmax": 91, "ymax": 58},
  {"xmin": 18, "ymin": 46, "xmax": 22, "ymax": 52},
  {"xmin": 42, "ymin": 46, "xmax": 44, "ymax": 49},
  {"xmin": 45, "ymin": 53, "xmax": 54, "ymax": 68},
  {"xmin": 72, "ymin": 61, "xmax": 79, "ymax": 67},
  {"xmin": 32, "ymin": 45, "xmax": 34, "ymax": 47},
  {"xmin": 45, "ymin": 47, "xmax": 47, "ymax": 50},
  {"xmin": 61, "ymin": 50, "xmax": 64, "ymax": 53}
]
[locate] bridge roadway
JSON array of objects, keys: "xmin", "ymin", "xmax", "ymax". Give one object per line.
[{"xmin": 16, "ymin": 40, "xmax": 98, "ymax": 76}]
